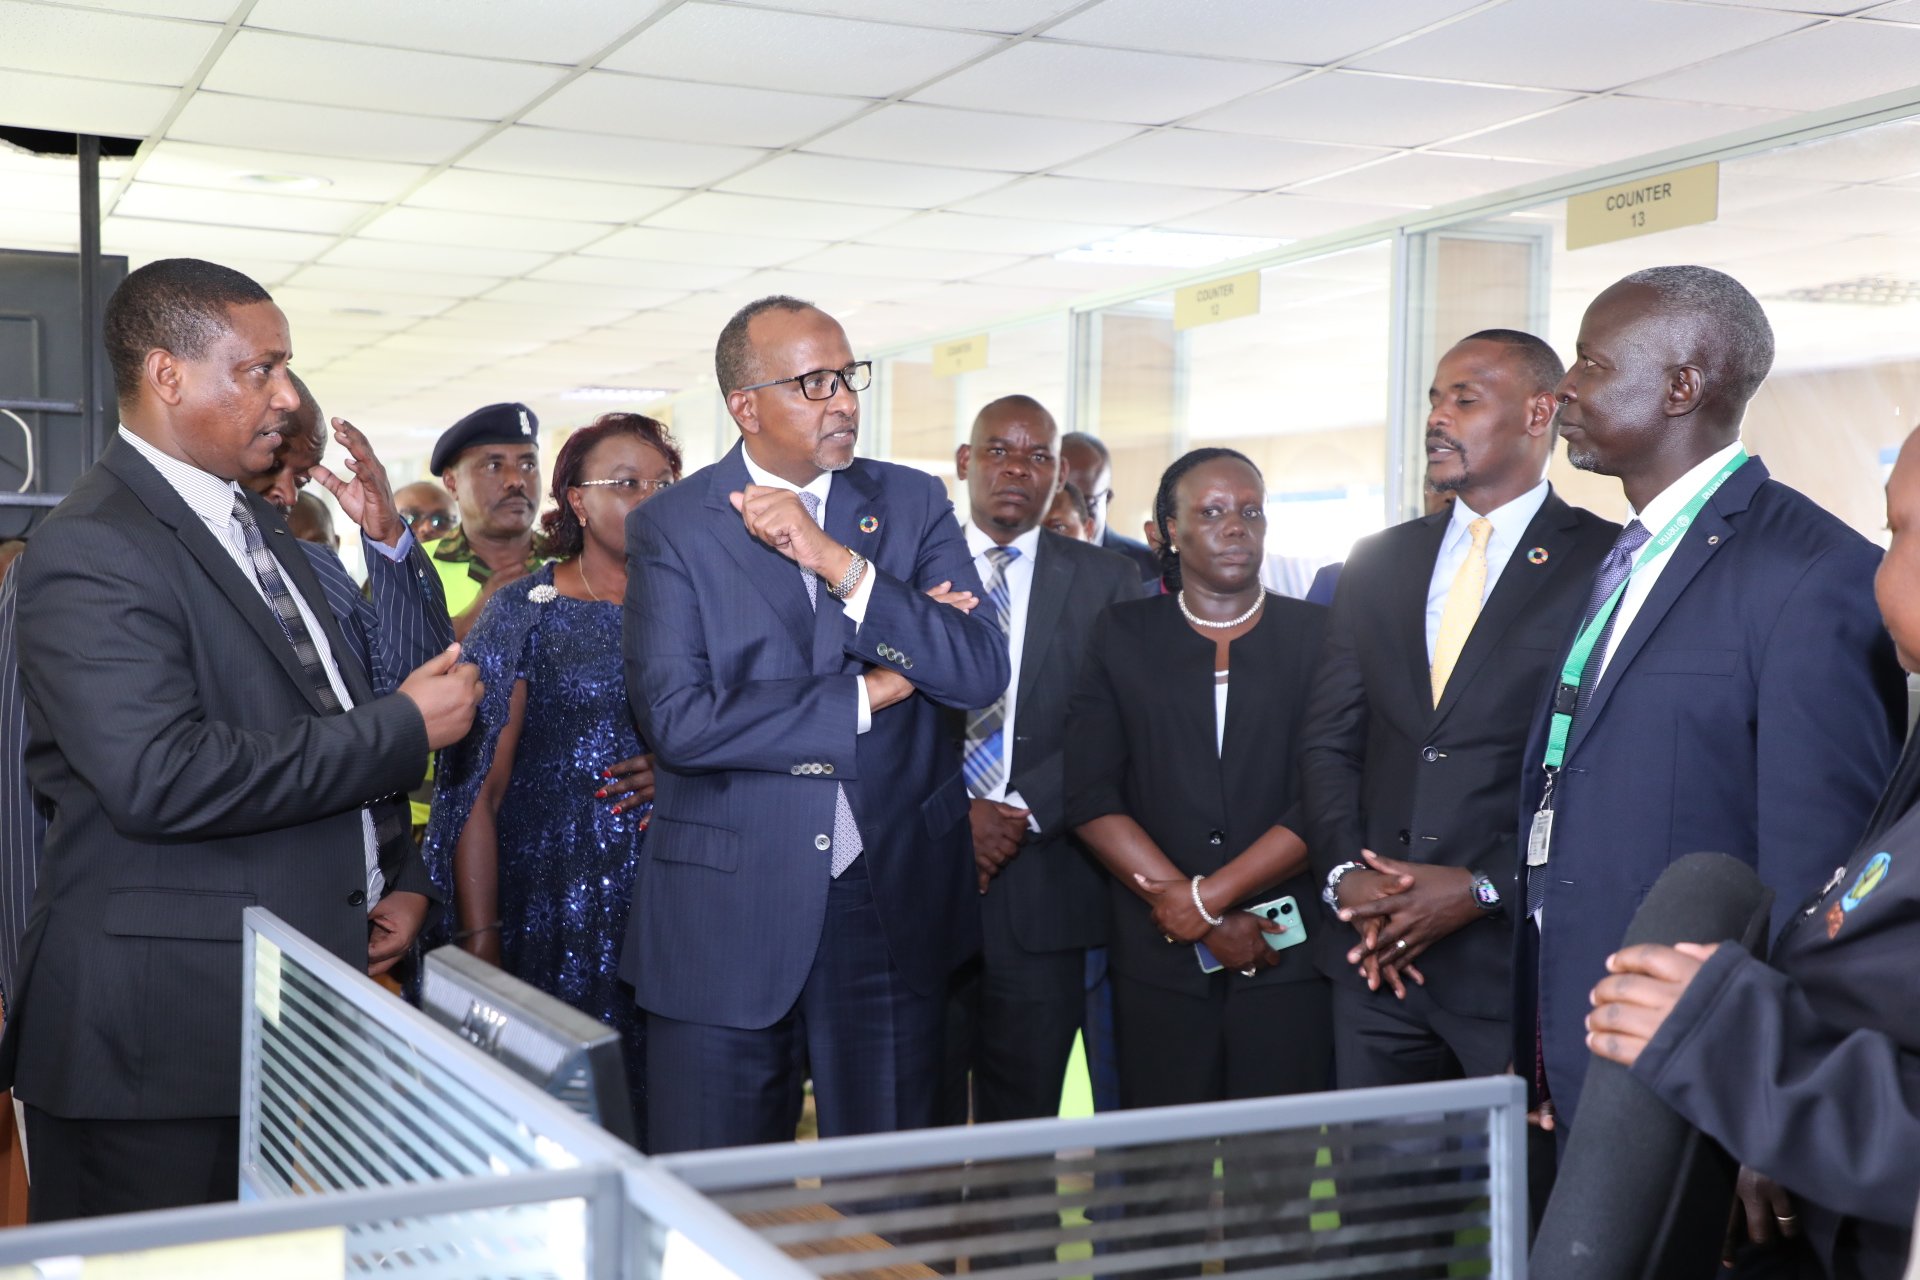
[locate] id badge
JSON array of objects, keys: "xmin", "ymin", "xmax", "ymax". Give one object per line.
[{"xmin": 1527, "ymin": 805, "xmax": 1553, "ymax": 868}]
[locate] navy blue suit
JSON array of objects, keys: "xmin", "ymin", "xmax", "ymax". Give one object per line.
[
  {"xmin": 1518, "ymin": 458, "xmax": 1904, "ymax": 1128},
  {"xmin": 621, "ymin": 443, "xmax": 1008, "ymax": 1150}
]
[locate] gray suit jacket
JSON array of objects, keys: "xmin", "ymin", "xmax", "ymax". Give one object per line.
[{"xmin": 0, "ymin": 437, "xmax": 433, "ymax": 1119}]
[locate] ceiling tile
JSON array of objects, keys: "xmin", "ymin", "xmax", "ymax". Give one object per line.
[
  {"xmin": 912, "ymin": 44, "xmax": 1302, "ymax": 126},
  {"xmin": 134, "ymin": 141, "xmax": 432, "ymax": 204},
  {"xmin": 969, "ymin": 257, "xmax": 1176, "ymax": 293},
  {"xmin": 0, "ymin": 68, "xmax": 177, "ymax": 138},
  {"xmin": 863, "ymin": 211, "xmax": 1125, "ymax": 254},
  {"xmin": 1044, "ymin": 0, "xmax": 1489, "ymax": 64},
  {"xmin": 1056, "ymin": 129, "xmax": 1389, "ymax": 190},
  {"xmin": 0, "ymin": 170, "xmax": 113, "ymax": 215},
  {"xmin": 1715, "ymin": 0, "xmax": 1882, "ymax": 10},
  {"xmin": 284, "ymin": 264, "xmax": 505, "ymax": 298},
  {"xmin": 0, "ymin": 210, "xmax": 81, "ymax": 247},
  {"xmin": 1191, "ymin": 71, "xmax": 1574, "ymax": 149},
  {"xmin": 482, "ymin": 279, "xmax": 688, "ymax": 311},
  {"xmin": 584, "ymin": 226, "xmax": 825, "ymax": 267},
  {"xmin": 54, "ymin": 0, "xmax": 237, "ymax": 18},
  {"xmin": 271, "ymin": 287, "xmax": 455, "ymax": 319},
  {"xmin": 1723, "ymin": 184, "xmax": 1920, "ymax": 237},
  {"xmin": 780, "ymin": 243, "xmax": 1025, "ymax": 281},
  {"xmin": 1463, "ymin": 96, "xmax": 1791, "ymax": 164},
  {"xmin": 101, "ymin": 215, "xmax": 335, "ymax": 263},
  {"xmin": 168, "ymin": 94, "xmax": 492, "ymax": 164},
  {"xmin": 743, "ymin": 0, "xmax": 1083, "ymax": 32},
  {"xmin": 522, "ymin": 72, "xmax": 867, "ymax": 149},
  {"xmin": 1350, "ymin": 0, "xmax": 1811, "ymax": 92},
  {"xmin": 807, "ymin": 104, "xmax": 1141, "ymax": 172},
  {"xmin": 1728, "ymin": 117, "xmax": 1920, "ymax": 185},
  {"xmin": 726, "ymin": 269, "xmax": 937, "ymax": 310},
  {"xmin": 244, "ymin": 0, "xmax": 668, "ymax": 64},
  {"xmin": 1295, "ymin": 151, "xmax": 1568, "ymax": 206},
  {"xmin": 409, "ymin": 168, "xmax": 681, "ymax": 223},
  {"xmin": 117, "ymin": 252, "xmax": 306, "ymax": 287},
  {"xmin": 1628, "ymin": 21, "xmax": 1920, "ymax": 110},
  {"xmin": 114, "ymin": 182, "xmax": 376, "ymax": 234},
  {"xmin": 320, "ymin": 238, "xmax": 558, "ymax": 277},
  {"xmin": 201, "ymin": 31, "xmax": 567, "ymax": 120},
  {"xmin": 601, "ymin": 4, "xmax": 1001, "ymax": 97},
  {"xmin": 438, "ymin": 298, "xmax": 632, "ymax": 330},
  {"xmin": 461, "ymin": 126, "xmax": 764, "ymax": 188},
  {"xmin": 951, "ymin": 176, "xmax": 1243, "ymax": 224},
  {"xmin": 528, "ymin": 255, "xmax": 754, "ymax": 291},
  {"xmin": 717, "ymin": 152, "xmax": 1014, "ymax": 207},
  {"xmin": 1167, "ymin": 194, "xmax": 1423, "ymax": 239},
  {"xmin": 1871, "ymin": 0, "xmax": 1920, "ymax": 20},
  {"xmin": 360, "ymin": 206, "xmax": 606, "ymax": 253},
  {"xmin": 643, "ymin": 192, "xmax": 908, "ymax": 241},
  {"xmin": 0, "ymin": 1, "xmax": 220, "ymax": 87}
]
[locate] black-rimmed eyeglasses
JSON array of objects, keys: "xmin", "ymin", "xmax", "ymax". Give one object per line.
[{"xmin": 737, "ymin": 362, "xmax": 873, "ymax": 401}]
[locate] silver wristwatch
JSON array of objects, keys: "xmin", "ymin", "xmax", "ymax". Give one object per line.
[
  {"xmin": 826, "ymin": 551, "xmax": 868, "ymax": 600},
  {"xmin": 1322, "ymin": 860, "xmax": 1367, "ymax": 911}
]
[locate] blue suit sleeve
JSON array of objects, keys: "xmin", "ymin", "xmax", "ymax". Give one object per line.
[
  {"xmin": 0, "ymin": 570, "xmax": 44, "ymax": 1008},
  {"xmin": 1637, "ymin": 946, "xmax": 1920, "ymax": 1226},
  {"xmin": 363, "ymin": 532, "xmax": 455, "ymax": 695},
  {"xmin": 1755, "ymin": 544, "xmax": 1904, "ymax": 930},
  {"xmin": 841, "ymin": 475, "xmax": 1009, "ymax": 711}
]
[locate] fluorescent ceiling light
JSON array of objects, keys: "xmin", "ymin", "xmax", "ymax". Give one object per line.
[
  {"xmin": 562, "ymin": 385, "xmax": 677, "ymax": 402},
  {"xmin": 1056, "ymin": 229, "xmax": 1285, "ymax": 270}
]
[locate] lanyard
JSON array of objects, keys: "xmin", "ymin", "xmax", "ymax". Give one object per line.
[{"xmin": 1540, "ymin": 448, "xmax": 1749, "ymax": 772}]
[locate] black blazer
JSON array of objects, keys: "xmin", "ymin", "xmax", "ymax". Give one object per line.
[
  {"xmin": 1298, "ymin": 490, "xmax": 1618, "ymax": 1019},
  {"xmin": 0, "ymin": 437, "xmax": 433, "ymax": 1120},
  {"xmin": 1066, "ymin": 591, "xmax": 1326, "ymax": 996},
  {"xmin": 959, "ymin": 530, "xmax": 1144, "ymax": 954}
]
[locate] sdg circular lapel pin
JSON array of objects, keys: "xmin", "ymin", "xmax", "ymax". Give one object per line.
[{"xmin": 859, "ymin": 515, "xmax": 879, "ymax": 534}]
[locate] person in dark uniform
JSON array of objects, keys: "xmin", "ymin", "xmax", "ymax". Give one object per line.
[
  {"xmin": 1586, "ymin": 423, "xmax": 1920, "ymax": 1280},
  {"xmin": 425, "ymin": 402, "xmax": 544, "ymax": 640}
]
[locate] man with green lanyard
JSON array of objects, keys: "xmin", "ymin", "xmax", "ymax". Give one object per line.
[
  {"xmin": 425, "ymin": 402, "xmax": 546, "ymax": 641},
  {"xmin": 1514, "ymin": 265, "xmax": 1904, "ymax": 1148}
]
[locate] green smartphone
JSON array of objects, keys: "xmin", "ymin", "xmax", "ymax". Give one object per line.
[{"xmin": 1247, "ymin": 894, "xmax": 1308, "ymax": 951}]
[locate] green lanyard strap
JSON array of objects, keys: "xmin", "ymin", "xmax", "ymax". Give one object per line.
[{"xmin": 1541, "ymin": 449, "xmax": 1749, "ymax": 772}]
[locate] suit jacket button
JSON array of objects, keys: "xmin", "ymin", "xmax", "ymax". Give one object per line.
[
  {"xmin": 1422, "ymin": 746, "xmax": 1440, "ymax": 763},
  {"xmin": 1207, "ymin": 829, "xmax": 1224, "ymax": 846},
  {"xmin": 823, "ymin": 763, "xmax": 834, "ymax": 775},
  {"xmin": 791, "ymin": 765, "xmax": 803, "ymax": 775},
  {"xmin": 1397, "ymin": 829, "xmax": 1411, "ymax": 846},
  {"xmin": 347, "ymin": 888, "xmax": 367, "ymax": 906},
  {"xmin": 814, "ymin": 834, "xmax": 831, "ymax": 851},
  {"xmin": 901, "ymin": 656, "xmax": 913, "ymax": 669}
]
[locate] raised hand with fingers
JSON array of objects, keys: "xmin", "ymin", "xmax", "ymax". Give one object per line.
[{"xmin": 310, "ymin": 416, "xmax": 405, "ymax": 548}]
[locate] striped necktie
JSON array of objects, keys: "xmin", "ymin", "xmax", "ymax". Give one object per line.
[
  {"xmin": 962, "ymin": 545, "xmax": 1020, "ymax": 797},
  {"xmin": 797, "ymin": 490, "xmax": 864, "ymax": 877}
]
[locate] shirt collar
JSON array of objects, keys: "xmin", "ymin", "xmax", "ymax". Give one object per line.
[
  {"xmin": 1632, "ymin": 440, "xmax": 1745, "ymax": 535},
  {"xmin": 118, "ymin": 426, "xmax": 243, "ymax": 529},
  {"xmin": 741, "ymin": 442, "xmax": 833, "ymax": 506},
  {"xmin": 962, "ymin": 519, "xmax": 1042, "ymax": 562},
  {"xmin": 1450, "ymin": 478, "xmax": 1550, "ymax": 540}
]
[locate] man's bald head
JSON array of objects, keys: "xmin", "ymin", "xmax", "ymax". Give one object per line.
[{"xmin": 970, "ymin": 394, "xmax": 1058, "ymax": 448}]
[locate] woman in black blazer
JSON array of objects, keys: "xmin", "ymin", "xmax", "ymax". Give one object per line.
[{"xmin": 1067, "ymin": 448, "xmax": 1332, "ymax": 1110}]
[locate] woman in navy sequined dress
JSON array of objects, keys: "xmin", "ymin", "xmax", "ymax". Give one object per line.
[{"xmin": 422, "ymin": 414, "xmax": 682, "ymax": 1149}]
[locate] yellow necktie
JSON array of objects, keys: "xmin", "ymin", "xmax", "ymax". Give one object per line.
[{"xmin": 1431, "ymin": 517, "xmax": 1493, "ymax": 706}]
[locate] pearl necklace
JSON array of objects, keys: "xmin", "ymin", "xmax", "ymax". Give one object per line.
[{"xmin": 1178, "ymin": 587, "xmax": 1264, "ymax": 631}]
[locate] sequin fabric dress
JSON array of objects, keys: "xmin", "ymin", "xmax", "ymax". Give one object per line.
[{"xmin": 421, "ymin": 563, "xmax": 649, "ymax": 1146}]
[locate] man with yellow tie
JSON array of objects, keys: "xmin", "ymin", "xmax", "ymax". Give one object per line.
[{"xmin": 1298, "ymin": 329, "xmax": 1619, "ymax": 1093}]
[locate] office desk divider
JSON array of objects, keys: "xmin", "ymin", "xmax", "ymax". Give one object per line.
[{"xmin": 0, "ymin": 909, "xmax": 1526, "ymax": 1279}]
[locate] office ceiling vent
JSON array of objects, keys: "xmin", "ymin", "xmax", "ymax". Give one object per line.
[{"xmin": 1775, "ymin": 276, "xmax": 1920, "ymax": 306}]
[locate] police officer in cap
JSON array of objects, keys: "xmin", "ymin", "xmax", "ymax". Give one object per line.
[
  {"xmin": 426, "ymin": 402, "xmax": 544, "ymax": 638},
  {"xmin": 1586, "ymin": 422, "xmax": 1920, "ymax": 1280}
]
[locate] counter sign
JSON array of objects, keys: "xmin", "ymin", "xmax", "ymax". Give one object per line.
[{"xmin": 1566, "ymin": 162, "xmax": 1719, "ymax": 250}]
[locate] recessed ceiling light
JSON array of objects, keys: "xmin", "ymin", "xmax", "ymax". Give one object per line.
[
  {"xmin": 562, "ymin": 385, "xmax": 677, "ymax": 402},
  {"xmin": 1056, "ymin": 229, "xmax": 1286, "ymax": 270},
  {"xmin": 333, "ymin": 306, "xmax": 385, "ymax": 316},
  {"xmin": 232, "ymin": 171, "xmax": 333, "ymax": 193}
]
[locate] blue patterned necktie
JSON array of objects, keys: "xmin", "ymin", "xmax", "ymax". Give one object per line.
[
  {"xmin": 1572, "ymin": 519, "xmax": 1650, "ymax": 717},
  {"xmin": 962, "ymin": 545, "xmax": 1020, "ymax": 798},
  {"xmin": 797, "ymin": 490, "xmax": 863, "ymax": 878}
]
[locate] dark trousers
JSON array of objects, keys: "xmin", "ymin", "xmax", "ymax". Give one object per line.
[
  {"xmin": 24, "ymin": 1107, "xmax": 238, "ymax": 1221},
  {"xmin": 1330, "ymin": 982, "xmax": 1511, "ymax": 1089},
  {"xmin": 644, "ymin": 858, "xmax": 945, "ymax": 1153},
  {"xmin": 943, "ymin": 884, "xmax": 1086, "ymax": 1125}
]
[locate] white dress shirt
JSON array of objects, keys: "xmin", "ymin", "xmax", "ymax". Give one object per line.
[
  {"xmin": 1424, "ymin": 479, "xmax": 1551, "ymax": 664},
  {"xmin": 741, "ymin": 445, "xmax": 877, "ymax": 733},
  {"xmin": 119, "ymin": 427, "xmax": 383, "ymax": 905},
  {"xmin": 961, "ymin": 520, "xmax": 1040, "ymax": 810},
  {"xmin": 1593, "ymin": 440, "xmax": 1745, "ymax": 682}
]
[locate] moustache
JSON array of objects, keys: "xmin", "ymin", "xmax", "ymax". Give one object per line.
[{"xmin": 1427, "ymin": 431, "xmax": 1465, "ymax": 453}]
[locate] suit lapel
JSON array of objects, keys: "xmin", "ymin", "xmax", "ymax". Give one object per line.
[
  {"xmin": 266, "ymin": 507, "xmax": 376, "ymax": 708},
  {"xmin": 101, "ymin": 441, "xmax": 335, "ymax": 715},
  {"xmin": 813, "ymin": 464, "xmax": 885, "ymax": 673},
  {"xmin": 1566, "ymin": 458, "xmax": 1765, "ymax": 758},
  {"xmin": 1397, "ymin": 513, "xmax": 1450, "ymax": 711},
  {"xmin": 704, "ymin": 442, "xmax": 816, "ymax": 658},
  {"xmin": 1430, "ymin": 492, "xmax": 1575, "ymax": 729},
  {"xmin": 1017, "ymin": 533, "xmax": 1072, "ymax": 710}
]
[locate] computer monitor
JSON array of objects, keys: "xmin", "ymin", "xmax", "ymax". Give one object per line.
[{"xmin": 419, "ymin": 945, "xmax": 637, "ymax": 1147}]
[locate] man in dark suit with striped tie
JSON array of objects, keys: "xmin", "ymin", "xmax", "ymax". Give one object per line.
[{"xmin": 0, "ymin": 258, "xmax": 481, "ymax": 1220}]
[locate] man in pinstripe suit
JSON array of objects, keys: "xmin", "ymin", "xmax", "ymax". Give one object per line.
[{"xmin": 0, "ymin": 258, "xmax": 481, "ymax": 1220}]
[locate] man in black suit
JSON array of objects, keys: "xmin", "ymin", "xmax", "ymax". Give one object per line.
[
  {"xmin": 0, "ymin": 258, "xmax": 481, "ymax": 1220},
  {"xmin": 943, "ymin": 395, "xmax": 1142, "ymax": 1125},
  {"xmin": 1300, "ymin": 329, "xmax": 1618, "ymax": 1089},
  {"xmin": 1062, "ymin": 431, "xmax": 1159, "ymax": 583}
]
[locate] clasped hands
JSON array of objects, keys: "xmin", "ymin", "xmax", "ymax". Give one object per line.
[
  {"xmin": 1133, "ymin": 874, "xmax": 1285, "ymax": 973},
  {"xmin": 1334, "ymin": 849, "xmax": 1487, "ymax": 998}
]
